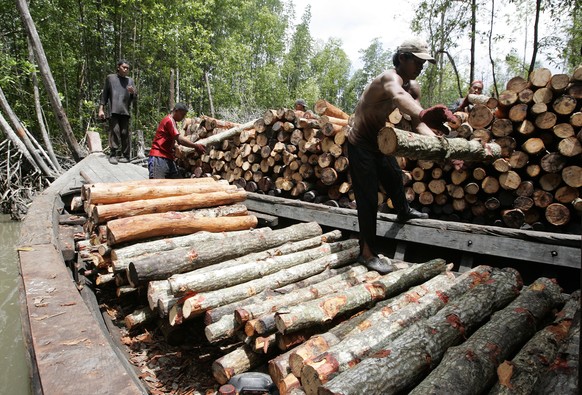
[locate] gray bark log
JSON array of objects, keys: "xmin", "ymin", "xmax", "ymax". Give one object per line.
[
  {"xmin": 410, "ymin": 277, "xmax": 564, "ymax": 395},
  {"xmin": 378, "ymin": 125, "xmax": 502, "ymax": 161},
  {"xmin": 129, "ymin": 222, "xmax": 322, "ymax": 284},
  {"xmin": 181, "ymin": 244, "xmax": 360, "ymax": 320},
  {"xmin": 489, "ymin": 290, "xmax": 580, "ymax": 394},
  {"xmin": 275, "ymin": 259, "xmax": 447, "ymax": 334},
  {"xmin": 319, "ymin": 267, "xmax": 523, "ymax": 395}
]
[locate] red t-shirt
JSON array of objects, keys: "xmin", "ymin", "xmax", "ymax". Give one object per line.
[{"xmin": 149, "ymin": 114, "xmax": 180, "ymax": 159}]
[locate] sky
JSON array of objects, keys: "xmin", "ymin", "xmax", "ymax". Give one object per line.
[
  {"xmin": 289, "ymin": 0, "xmax": 566, "ymax": 84},
  {"xmin": 290, "ymin": 0, "xmax": 420, "ymax": 71}
]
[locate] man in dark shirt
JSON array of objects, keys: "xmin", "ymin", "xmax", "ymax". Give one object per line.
[
  {"xmin": 347, "ymin": 37, "xmax": 455, "ymax": 273},
  {"xmin": 98, "ymin": 60, "xmax": 137, "ymax": 164},
  {"xmin": 148, "ymin": 103, "xmax": 205, "ymax": 179}
]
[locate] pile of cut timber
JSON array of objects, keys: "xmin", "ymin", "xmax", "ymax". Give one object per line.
[
  {"xmin": 177, "ymin": 67, "xmax": 581, "ymax": 233},
  {"xmin": 79, "ymin": 209, "xmax": 580, "ymax": 394},
  {"xmin": 74, "ymin": 179, "xmax": 579, "ymax": 394}
]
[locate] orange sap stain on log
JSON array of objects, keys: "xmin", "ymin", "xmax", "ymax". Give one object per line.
[
  {"xmin": 366, "ymin": 283, "xmax": 386, "ymax": 300},
  {"xmin": 320, "ymin": 296, "xmax": 347, "ymax": 319},
  {"xmin": 497, "ymin": 361, "xmax": 515, "ymax": 388},
  {"xmin": 371, "ymin": 349, "xmax": 392, "ymax": 358},
  {"xmin": 436, "ymin": 290, "xmax": 449, "ymax": 303},
  {"xmin": 357, "ymin": 320, "xmax": 372, "ymax": 331}
]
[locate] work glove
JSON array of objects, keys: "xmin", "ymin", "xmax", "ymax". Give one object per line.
[
  {"xmin": 194, "ymin": 144, "xmax": 206, "ymax": 155},
  {"xmin": 419, "ymin": 104, "xmax": 457, "ymax": 129}
]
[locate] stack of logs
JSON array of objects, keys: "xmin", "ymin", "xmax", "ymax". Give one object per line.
[
  {"xmin": 74, "ymin": 180, "xmax": 581, "ymax": 394},
  {"xmin": 177, "ymin": 67, "xmax": 582, "ymax": 233}
]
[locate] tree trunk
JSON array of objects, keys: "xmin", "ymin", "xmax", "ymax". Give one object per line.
[
  {"xmin": 128, "ymin": 221, "xmax": 322, "ymax": 284},
  {"xmin": 409, "ymin": 277, "xmax": 563, "ymax": 395},
  {"xmin": 275, "ymin": 259, "xmax": 447, "ymax": 335},
  {"xmin": 318, "ymin": 267, "xmax": 522, "ymax": 395},
  {"xmin": 16, "ymin": 0, "xmax": 84, "ymax": 161},
  {"xmin": 377, "ymin": 126, "xmax": 501, "ymax": 161},
  {"xmin": 108, "ymin": 213, "xmax": 258, "ymax": 246},
  {"xmin": 488, "ymin": 291, "xmax": 580, "ymax": 395}
]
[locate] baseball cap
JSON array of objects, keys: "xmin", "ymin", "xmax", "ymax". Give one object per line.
[
  {"xmin": 174, "ymin": 102, "xmax": 188, "ymax": 112},
  {"xmin": 397, "ymin": 37, "xmax": 436, "ymax": 64},
  {"xmin": 295, "ymin": 99, "xmax": 307, "ymax": 107}
]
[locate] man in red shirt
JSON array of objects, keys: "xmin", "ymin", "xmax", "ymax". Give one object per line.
[{"xmin": 148, "ymin": 103, "xmax": 205, "ymax": 178}]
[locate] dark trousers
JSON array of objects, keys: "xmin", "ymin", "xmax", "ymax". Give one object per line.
[
  {"xmin": 347, "ymin": 140, "xmax": 409, "ymax": 254},
  {"xmin": 148, "ymin": 156, "xmax": 178, "ymax": 179},
  {"xmin": 108, "ymin": 114, "xmax": 131, "ymax": 158}
]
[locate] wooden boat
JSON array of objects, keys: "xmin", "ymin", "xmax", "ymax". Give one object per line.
[{"xmin": 17, "ymin": 152, "xmax": 580, "ymax": 394}]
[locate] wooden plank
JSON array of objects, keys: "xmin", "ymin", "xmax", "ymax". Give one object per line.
[
  {"xmin": 248, "ymin": 210, "xmax": 279, "ymax": 228},
  {"xmin": 393, "ymin": 242, "xmax": 407, "ymax": 261},
  {"xmin": 18, "ymin": 245, "xmax": 143, "ymax": 395},
  {"xmin": 244, "ymin": 194, "xmax": 581, "ymax": 269}
]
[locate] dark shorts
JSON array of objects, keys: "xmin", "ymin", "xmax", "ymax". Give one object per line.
[{"xmin": 148, "ymin": 156, "xmax": 178, "ymax": 179}]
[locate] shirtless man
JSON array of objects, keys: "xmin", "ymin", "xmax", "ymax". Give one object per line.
[{"xmin": 347, "ymin": 37, "xmax": 455, "ymax": 273}]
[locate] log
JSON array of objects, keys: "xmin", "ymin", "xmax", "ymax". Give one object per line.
[
  {"xmin": 488, "ymin": 291, "xmax": 580, "ymax": 395},
  {"xmin": 298, "ymin": 273, "xmax": 461, "ymax": 392},
  {"xmin": 377, "ymin": 126, "xmax": 501, "ymax": 161},
  {"xmin": 124, "ymin": 307, "xmax": 155, "ymax": 330},
  {"xmin": 93, "ymin": 189, "xmax": 247, "ymax": 224},
  {"xmin": 108, "ymin": 213, "xmax": 258, "ymax": 247},
  {"xmin": 545, "ymin": 203, "xmax": 570, "ymax": 226},
  {"xmin": 235, "ymin": 268, "xmax": 379, "ymax": 325},
  {"xmin": 212, "ymin": 344, "xmax": 267, "ymax": 385},
  {"xmin": 204, "ymin": 264, "xmax": 359, "ymax": 328},
  {"xmin": 275, "ymin": 259, "xmax": 447, "ymax": 334},
  {"xmin": 409, "ymin": 277, "xmax": 564, "ymax": 395},
  {"xmin": 129, "ymin": 222, "xmax": 322, "ymax": 285},
  {"xmin": 313, "ymin": 100, "xmax": 349, "ymax": 120},
  {"xmin": 81, "ymin": 177, "xmax": 216, "ymax": 200},
  {"xmin": 532, "ymin": 304, "xmax": 580, "ymax": 395},
  {"xmin": 112, "ymin": 220, "xmax": 248, "ymax": 268},
  {"xmin": 468, "ymin": 104, "xmax": 494, "ymax": 128},
  {"xmin": 87, "ymin": 179, "xmax": 233, "ymax": 205},
  {"xmin": 204, "ymin": 267, "xmax": 368, "ymax": 343},
  {"xmin": 318, "ymin": 267, "xmax": 523, "ymax": 395},
  {"xmin": 166, "ymin": 242, "xmax": 345, "ymax": 297},
  {"xmin": 181, "ymin": 244, "xmax": 360, "ymax": 320},
  {"xmin": 562, "ymin": 166, "xmax": 582, "ymax": 188},
  {"xmin": 182, "ymin": 118, "xmax": 259, "ymax": 154}
]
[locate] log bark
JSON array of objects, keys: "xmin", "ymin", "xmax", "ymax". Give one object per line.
[
  {"xmin": 129, "ymin": 221, "xmax": 322, "ymax": 285},
  {"xmin": 204, "ymin": 264, "xmax": 359, "ymax": 329},
  {"xmin": 112, "ymin": 218, "xmax": 248, "ymax": 268},
  {"xmin": 489, "ymin": 290, "xmax": 580, "ymax": 395},
  {"xmin": 87, "ymin": 179, "xmax": 234, "ymax": 205},
  {"xmin": 378, "ymin": 126, "xmax": 501, "ymax": 161},
  {"xmin": 167, "ymin": 242, "xmax": 345, "ymax": 296},
  {"xmin": 275, "ymin": 259, "xmax": 447, "ymax": 335},
  {"xmin": 94, "ymin": 189, "xmax": 247, "ymax": 224},
  {"xmin": 235, "ymin": 268, "xmax": 379, "ymax": 326},
  {"xmin": 212, "ymin": 344, "xmax": 267, "ymax": 385},
  {"xmin": 532, "ymin": 306, "xmax": 580, "ymax": 395},
  {"xmin": 108, "ymin": 213, "xmax": 258, "ymax": 247},
  {"xmin": 181, "ymin": 244, "xmax": 360, "ymax": 320},
  {"xmin": 409, "ymin": 277, "xmax": 564, "ymax": 395},
  {"xmin": 318, "ymin": 267, "xmax": 523, "ymax": 395},
  {"xmin": 182, "ymin": 119, "xmax": 258, "ymax": 154},
  {"xmin": 203, "ymin": 268, "xmax": 364, "ymax": 342}
]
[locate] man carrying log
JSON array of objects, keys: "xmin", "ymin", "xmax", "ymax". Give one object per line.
[
  {"xmin": 347, "ymin": 36, "xmax": 456, "ymax": 273},
  {"xmin": 148, "ymin": 103, "xmax": 206, "ymax": 179}
]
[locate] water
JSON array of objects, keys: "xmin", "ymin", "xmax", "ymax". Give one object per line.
[{"xmin": 0, "ymin": 215, "xmax": 32, "ymax": 395}]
